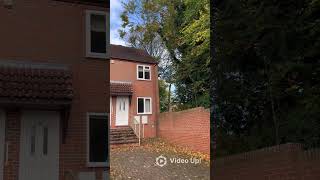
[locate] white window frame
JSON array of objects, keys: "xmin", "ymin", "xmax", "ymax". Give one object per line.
[
  {"xmin": 86, "ymin": 112, "xmax": 109, "ymax": 167},
  {"xmin": 85, "ymin": 10, "xmax": 109, "ymax": 59},
  {"xmin": 110, "ymin": 97, "xmax": 112, "ymax": 114},
  {"xmin": 110, "ymin": 97, "xmax": 112, "ymax": 126},
  {"xmin": 137, "ymin": 97, "xmax": 152, "ymax": 115},
  {"xmin": 137, "ymin": 65, "xmax": 151, "ymax": 80}
]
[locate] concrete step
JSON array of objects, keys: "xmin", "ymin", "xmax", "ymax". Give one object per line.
[
  {"xmin": 110, "ymin": 130, "xmax": 135, "ymax": 134},
  {"xmin": 110, "ymin": 136, "xmax": 138, "ymax": 141},
  {"xmin": 110, "ymin": 139, "xmax": 139, "ymax": 144},
  {"xmin": 110, "ymin": 127, "xmax": 139, "ymax": 145},
  {"xmin": 111, "ymin": 134, "xmax": 136, "ymax": 139}
]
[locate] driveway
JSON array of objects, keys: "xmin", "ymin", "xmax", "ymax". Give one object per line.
[{"xmin": 110, "ymin": 139, "xmax": 210, "ymax": 180}]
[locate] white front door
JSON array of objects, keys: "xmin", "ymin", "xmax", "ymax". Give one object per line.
[
  {"xmin": 116, "ymin": 96, "xmax": 129, "ymax": 126},
  {"xmin": 19, "ymin": 111, "xmax": 60, "ymax": 180},
  {"xmin": 0, "ymin": 110, "xmax": 5, "ymax": 180}
]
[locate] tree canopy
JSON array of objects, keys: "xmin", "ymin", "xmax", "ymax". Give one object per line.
[
  {"xmin": 119, "ymin": 0, "xmax": 210, "ymax": 111},
  {"xmin": 214, "ymin": 0, "xmax": 320, "ymax": 156}
]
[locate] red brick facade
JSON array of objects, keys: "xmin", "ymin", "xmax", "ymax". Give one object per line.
[
  {"xmin": 3, "ymin": 110, "xmax": 20, "ymax": 180},
  {"xmin": 110, "ymin": 58, "xmax": 159, "ymax": 138},
  {"xmin": 213, "ymin": 143, "xmax": 320, "ymax": 180},
  {"xmin": 0, "ymin": 1, "xmax": 109, "ymax": 180},
  {"xmin": 158, "ymin": 107, "xmax": 210, "ymax": 155}
]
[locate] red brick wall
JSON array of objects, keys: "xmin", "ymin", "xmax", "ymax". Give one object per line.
[
  {"xmin": 110, "ymin": 59, "xmax": 159, "ymax": 138},
  {"xmin": 3, "ymin": 110, "xmax": 20, "ymax": 180},
  {"xmin": 213, "ymin": 143, "xmax": 320, "ymax": 180},
  {"xmin": 300, "ymin": 149, "xmax": 320, "ymax": 180},
  {"xmin": 158, "ymin": 107, "xmax": 210, "ymax": 154},
  {"xmin": 0, "ymin": 1, "xmax": 109, "ymax": 180}
]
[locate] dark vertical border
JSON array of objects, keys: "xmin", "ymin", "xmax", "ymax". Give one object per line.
[
  {"xmin": 210, "ymin": 0, "xmax": 216, "ymax": 179},
  {"xmin": 106, "ymin": 0, "xmax": 111, "ymax": 179}
]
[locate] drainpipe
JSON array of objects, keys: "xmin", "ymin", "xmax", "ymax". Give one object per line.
[{"xmin": 154, "ymin": 64, "xmax": 160, "ymax": 138}]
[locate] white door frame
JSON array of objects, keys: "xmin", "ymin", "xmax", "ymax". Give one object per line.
[
  {"xmin": 0, "ymin": 109, "xmax": 5, "ymax": 180},
  {"xmin": 115, "ymin": 96, "xmax": 129, "ymax": 126},
  {"xmin": 19, "ymin": 111, "xmax": 60, "ymax": 180},
  {"xmin": 110, "ymin": 97, "xmax": 112, "ymax": 126}
]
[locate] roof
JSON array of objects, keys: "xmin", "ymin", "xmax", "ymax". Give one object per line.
[
  {"xmin": 53, "ymin": 0, "xmax": 109, "ymax": 8},
  {"xmin": 110, "ymin": 81, "xmax": 133, "ymax": 96},
  {"xmin": 0, "ymin": 64, "xmax": 73, "ymax": 105},
  {"xmin": 111, "ymin": 45, "xmax": 158, "ymax": 64}
]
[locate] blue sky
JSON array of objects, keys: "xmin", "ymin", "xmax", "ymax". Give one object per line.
[{"xmin": 110, "ymin": 0, "xmax": 127, "ymax": 46}]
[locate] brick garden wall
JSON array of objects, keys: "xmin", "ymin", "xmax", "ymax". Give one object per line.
[
  {"xmin": 213, "ymin": 143, "xmax": 320, "ymax": 180},
  {"xmin": 158, "ymin": 107, "xmax": 210, "ymax": 155}
]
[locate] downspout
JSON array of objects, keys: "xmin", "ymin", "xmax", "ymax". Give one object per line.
[{"xmin": 154, "ymin": 64, "xmax": 160, "ymax": 138}]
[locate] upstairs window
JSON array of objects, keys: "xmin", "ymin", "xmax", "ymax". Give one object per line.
[
  {"xmin": 137, "ymin": 65, "xmax": 151, "ymax": 80},
  {"xmin": 86, "ymin": 10, "xmax": 108, "ymax": 58}
]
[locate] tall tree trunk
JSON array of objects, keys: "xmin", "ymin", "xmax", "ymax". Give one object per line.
[
  {"xmin": 269, "ymin": 81, "xmax": 280, "ymax": 145},
  {"xmin": 265, "ymin": 59, "xmax": 280, "ymax": 145}
]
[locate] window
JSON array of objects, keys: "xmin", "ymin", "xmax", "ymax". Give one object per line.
[
  {"xmin": 86, "ymin": 10, "xmax": 108, "ymax": 58},
  {"xmin": 137, "ymin": 65, "xmax": 151, "ymax": 80},
  {"xmin": 87, "ymin": 113, "xmax": 109, "ymax": 167},
  {"xmin": 43, "ymin": 127, "xmax": 48, "ymax": 155},
  {"xmin": 30, "ymin": 125, "xmax": 36, "ymax": 155},
  {"xmin": 137, "ymin": 97, "xmax": 152, "ymax": 114},
  {"xmin": 118, "ymin": 99, "xmax": 126, "ymax": 111},
  {"xmin": 110, "ymin": 97, "xmax": 112, "ymax": 114}
]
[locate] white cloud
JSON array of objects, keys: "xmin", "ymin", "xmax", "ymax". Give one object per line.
[
  {"xmin": 111, "ymin": 28, "xmax": 126, "ymax": 45},
  {"xmin": 110, "ymin": 0, "xmax": 127, "ymax": 46},
  {"xmin": 110, "ymin": 0, "xmax": 122, "ymax": 9}
]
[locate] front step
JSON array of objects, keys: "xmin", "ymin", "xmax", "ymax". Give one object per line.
[{"xmin": 110, "ymin": 127, "xmax": 139, "ymax": 145}]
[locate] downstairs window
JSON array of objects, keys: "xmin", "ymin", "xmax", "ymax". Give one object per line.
[
  {"xmin": 87, "ymin": 113, "xmax": 109, "ymax": 167},
  {"xmin": 137, "ymin": 97, "xmax": 152, "ymax": 114}
]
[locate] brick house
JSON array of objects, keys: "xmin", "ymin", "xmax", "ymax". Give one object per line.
[
  {"xmin": 110, "ymin": 45, "xmax": 159, "ymax": 144},
  {"xmin": 0, "ymin": 1, "xmax": 109, "ymax": 180}
]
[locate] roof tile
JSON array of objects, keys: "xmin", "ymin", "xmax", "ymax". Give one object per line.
[
  {"xmin": 0, "ymin": 65, "xmax": 73, "ymax": 104},
  {"xmin": 110, "ymin": 81, "xmax": 133, "ymax": 95},
  {"xmin": 111, "ymin": 45, "xmax": 158, "ymax": 64}
]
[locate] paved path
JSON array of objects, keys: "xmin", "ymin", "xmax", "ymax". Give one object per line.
[{"xmin": 110, "ymin": 146, "xmax": 210, "ymax": 180}]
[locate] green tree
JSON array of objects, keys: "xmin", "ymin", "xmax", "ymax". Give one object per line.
[
  {"xmin": 174, "ymin": 0, "xmax": 210, "ymax": 109},
  {"xmin": 119, "ymin": 0, "xmax": 179, "ymax": 111},
  {"xmin": 158, "ymin": 80, "xmax": 169, "ymax": 112},
  {"xmin": 120, "ymin": 0, "xmax": 210, "ymax": 110},
  {"xmin": 214, "ymin": 0, "xmax": 320, "ymax": 156}
]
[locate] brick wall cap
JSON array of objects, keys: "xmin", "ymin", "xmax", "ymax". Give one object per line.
[{"xmin": 161, "ymin": 107, "xmax": 207, "ymax": 114}]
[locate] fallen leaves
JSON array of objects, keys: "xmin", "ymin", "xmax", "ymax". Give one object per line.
[
  {"xmin": 142, "ymin": 138, "xmax": 210, "ymax": 163},
  {"xmin": 110, "ymin": 138, "xmax": 210, "ymax": 166},
  {"xmin": 110, "ymin": 139, "xmax": 210, "ymax": 179}
]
